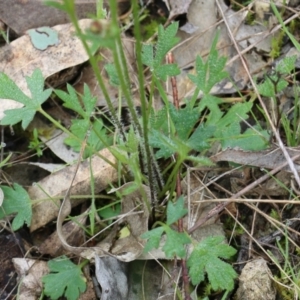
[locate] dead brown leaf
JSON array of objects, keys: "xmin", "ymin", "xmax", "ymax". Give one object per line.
[
  {"xmin": 12, "ymin": 259, "xmax": 49, "ymax": 300},
  {"xmin": 57, "ymin": 182, "xmax": 150, "ymax": 261},
  {"xmin": 0, "ymin": 19, "xmax": 94, "ymax": 120},
  {"xmin": 29, "ymin": 147, "xmax": 117, "ymax": 232},
  {"xmin": 211, "ymin": 146, "xmax": 300, "ymax": 173}
]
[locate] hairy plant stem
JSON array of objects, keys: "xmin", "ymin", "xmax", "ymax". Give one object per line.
[{"xmin": 131, "ymin": 0, "xmax": 164, "ymax": 212}]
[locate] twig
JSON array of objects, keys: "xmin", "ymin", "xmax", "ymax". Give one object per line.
[{"xmin": 188, "ymin": 153, "xmax": 300, "ymax": 234}]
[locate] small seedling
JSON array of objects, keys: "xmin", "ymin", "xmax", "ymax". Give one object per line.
[
  {"xmin": 187, "ymin": 236, "xmax": 237, "ymax": 291},
  {"xmin": 268, "ymin": 231, "xmax": 300, "ymax": 299},
  {"xmin": 28, "ymin": 128, "xmax": 44, "ymax": 157},
  {"xmin": 141, "ymin": 196, "xmax": 191, "ymax": 258},
  {"xmin": 141, "ymin": 196, "xmax": 237, "ymax": 292},
  {"xmin": 256, "ymin": 55, "xmax": 298, "ymax": 143}
]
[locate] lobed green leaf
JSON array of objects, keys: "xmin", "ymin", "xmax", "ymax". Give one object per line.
[
  {"xmin": 166, "ymin": 196, "xmax": 188, "ymax": 225},
  {"xmin": 141, "ymin": 227, "xmax": 164, "ymax": 253},
  {"xmin": 154, "ymin": 23, "xmax": 179, "ymax": 67},
  {"xmin": 142, "ymin": 44, "xmax": 154, "ymax": 69},
  {"xmin": 105, "ymin": 63, "xmax": 120, "ymax": 86},
  {"xmin": 42, "ymin": 256, "xmax": 86, "ymax": 300},
  {"xmin": 187, "ymin": 123, "xmax": 216, "ymax": 151},
  {"xmin": 169, "ymin": 104, "xmax": 199, "ymax": 141},
  {"xmin": 187, "ymin": 236, "xmax": 237, "ymax": 290},
  {"xmin": 188, "ymin": 34, "xmax": 228, "ymax": 95},
  {"xmin": 64, "ymin": 118, "xmax": 111, "ymax": 157},
  {"xmin": 222, "ymin": 127, "xmax": 270, "ymax": 151},
  {"xmin": 275, "ymin": 55, "xmax": 296, "ymax": 74},
  {"xmin": 142, "ymin": 22, "xmax": 179, "ymax": 81},
  {"xmin": 0, "ymin": 183, "xmax": 32, "ymax": 230},
  {"xmin": 0, "ymin": 69, "xmax": 51, "ymax": 129},
  {"xmin": 155, "ymin": 63, "xmax": 180, "ymax": 81},
  {"xmin": 163, "ymin": 227, "xmax": 191, "ymax": 258}
]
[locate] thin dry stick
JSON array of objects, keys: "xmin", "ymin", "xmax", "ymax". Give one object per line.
[
  {"xmin": 216, "ymin": 0, "xmax": 300, "ymax": 188},
  {"xmin": 243, "ymin": 201, "xmax": 300, "ymax": 249},
  {"xmin": 196, "ymin": 198, "xmax": 300, "ymax": 204},
  {"xmin": 249, "ymin": 201, "xmax": 259, "ymax": 259},
  {"xmin": 226, "ymin": 8, "xmax": 300, "ymax": 67},
  {"xmin": 224, "ymin": 205, "xmax": 297, "ymax": 286},
  {"xmin": 188, "ymin": 153, "xmax": 300, "ymax": 234}
]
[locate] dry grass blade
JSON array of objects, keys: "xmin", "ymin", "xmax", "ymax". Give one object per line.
[{"xmin": 189, "ymin": 153, "xmax": 300, "ymax": 234}]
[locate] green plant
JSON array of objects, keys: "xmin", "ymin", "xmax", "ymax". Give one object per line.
[
  {"xmin": 256, "ymin": 55, "xmax": 298, "ymax": 145},
  {"xmin": 187, "ymin": 236, "xmax": 237, "ymax": 291},
  {"xmin": 0, "ymin": 5, "xmax": 268, "ymax": 191},
  {"xmin": 95, "ymin": 0, "xmax": 107, "ymax": 19},
  {"xmin": 269, "ymin": 208, "xmax": 280, "ymax": 221},
  {"xmin": 268, "ymin": 231, "xmax": 300, "ymax": 299},
  {"xmin": 0, "ymin": 69, "xmax": 53, "ymax": 129},
  {"xmin": 54, "ymin": 84, "xmax": 112, "ymax": 157},
  {"xmin": 141, "ymin": 196, "xmax": 191, "ymax": 257},
  {"xmin": 141, "ymin": 196, "xmax": 237, "ymax": 293},
  {"xmin": 141, "ymin": 16, "xmax": 167, "ymax": 41},
  {"xmin": 270, "ymin": 30, "xmax": 285, "ymax": 59},
  {"xmin": 42, "ymin": 256, "xmax": 88, "ymax": 300},
  {"xmin": 0, "ymin": 0, "xmax": 283, "ymax": 298},
  {"xmin": 28, "ymin": 128, "xmax": 44, "ymax": 156},
  {"xmin": 0, "ymin": 69, "xmax": 111, "ymax": 158},
  {"xmin": 282, "ymin": 83, "xmax": 300, "ymax": 147},
  {"xmin": 0, "ymin": 151, "xmax": 12, "ymax": 168},
  {"xmin": 0, "ymin": 27, "xmax": 9, "ymax": 44},
  {"xmin": 0, "ymin": 183, "xmax": 32, "ymax": 231},
  {"xmin": 146, "ymin": 29, "xmax": 269, "ymax": 197},
  {"xmin": 271, "ymin": 2, "xmax": 300, "ymax": 52}
]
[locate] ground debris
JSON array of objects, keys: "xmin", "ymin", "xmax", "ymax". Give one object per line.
[{"xmin": 234, "ymin": 257, "xmax": 276, "ymax": 300}]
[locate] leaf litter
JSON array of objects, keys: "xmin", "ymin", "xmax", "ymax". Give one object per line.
[{"xmin": 1, "ymin": 0, "xmax": 300, "ymax": 299}]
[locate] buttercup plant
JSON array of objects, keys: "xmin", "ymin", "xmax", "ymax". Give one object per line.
[{"xmin": 0, "ymin": 0, "xmax": 287, "ymax": 299}]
